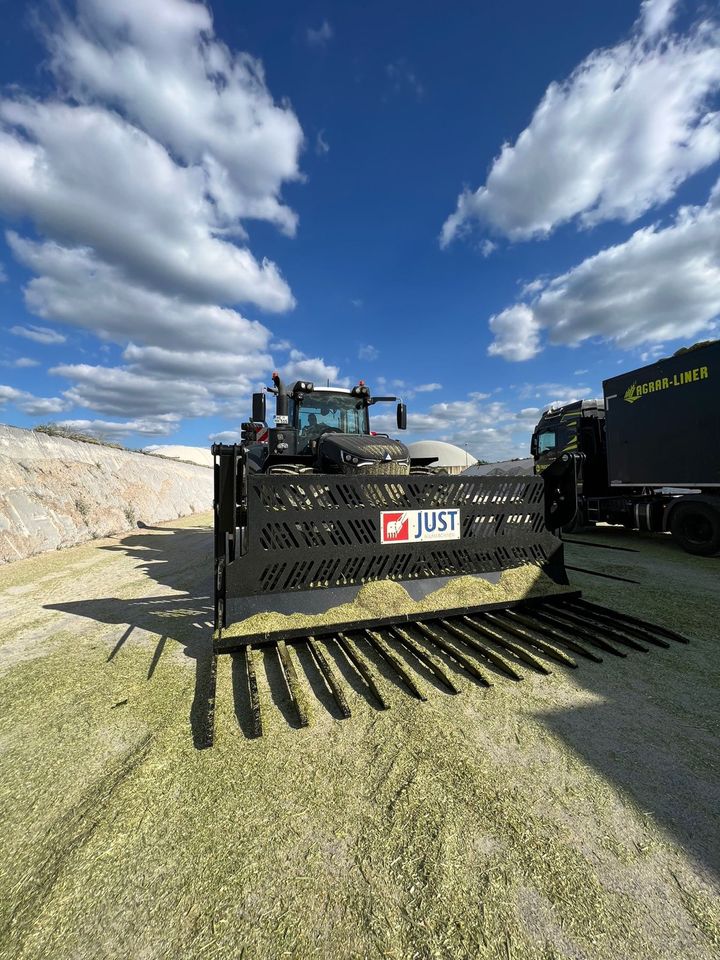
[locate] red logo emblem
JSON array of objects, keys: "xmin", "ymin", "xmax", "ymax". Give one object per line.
[{"xmin": 382, "ymin": 512, "xmax": 409, "ymax": 542}]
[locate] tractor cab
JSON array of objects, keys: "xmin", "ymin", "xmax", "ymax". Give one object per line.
[
  {"xmin": 243, "ymin": 375, "xmax": 410, "ymax": 475},
  {"xmin": 290, "ymin": 388, "xmax": 371, "ymax": 453}
]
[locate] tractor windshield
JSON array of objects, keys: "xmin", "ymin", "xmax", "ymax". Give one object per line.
[{"xmin": 291, "ymin": 393, "xmax": 369, "ymax": 439}]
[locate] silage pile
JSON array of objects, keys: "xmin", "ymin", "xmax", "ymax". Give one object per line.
[
  {"xmin": 222, "ymin": 563, "xmax": 572, "ymax": 639},
  {"xmin": 2, "ymin": 515, "xmax": 720, "ymax": 960}
]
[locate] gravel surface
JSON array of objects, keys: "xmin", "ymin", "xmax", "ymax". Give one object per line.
[{"xmin": 1, "ymin": 514, "xmax": 718, "ymax": 960}]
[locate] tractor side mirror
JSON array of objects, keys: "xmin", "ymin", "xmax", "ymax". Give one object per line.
[
  {"xmin": 530, "ymin": 434, "xmax": 538, "ymax": 457},
  {"xmin": 252, "ymin": 392, "xmax": 266, "ymax": 423},
  {"xmin": 397, "ymin": 402, "xmax": 407, "ymax": 430}
]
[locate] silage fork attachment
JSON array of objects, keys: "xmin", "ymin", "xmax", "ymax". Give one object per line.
[{"xmin": 201, "ymin": 447, "xmax": 687, "ymax": 743}]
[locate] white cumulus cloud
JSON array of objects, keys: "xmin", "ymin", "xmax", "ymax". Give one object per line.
[
  {"xmin": 371, "ymin": 395, "xmax": 534, "ymax": 460},
  {"xmin": 49, "ymin": 0, "xmax": 303, "ymax": 236},
  {"xmin": 208, "ymin": 429, "xmax": 243, "ymax": 443},
  {"xmin": 10, "ymin": 323, "xmax": 66, "ymax": 345},
  {"xmin": 0, "ymin": 357, "xmax": 40, "ymax": 368},
  {"xmin": 122, "ymin": 343, "xmax": 272, "ymax": 388},
  {"xmin": 441, "ymin": 1, "xmax": 720, "ymax": 245},
  {"xmin": 487, "ymin": 179, "xmax": 720, "ymax": 359},
  {"xmin": 50, "ymin": 363, "xmax": 218, "ymax": 418},
  {"xmin": 57, "ymin": 416, "xmax": 180, "ymax": 439},
  {"xmin": 306, "ymin": 20, "xmax": 333, "ymax": 48},
  {"xmin": 0, "ymin": 383, "xmax": 70, "ymax": 415},
  {"xmin": 358, "ymin": 344, "xmax": 379, "ymax": 361},
  {"xmin": 0, "ymin": 0, "xmax": 345, "ymax": 436},
  {"xmin": 281, "ymin": 349, "xmax": 344, "ymax": 386},
  {"xmin": 487, "ymin": 305, "xmax": 542, "ymax": 361},
  {"xmin": 640, "ymin": 0, "xmax": 680, "ymax": 38},
  {"xmin": 0, "ymin": 102, "xmax": 293, "ymax": 311}
]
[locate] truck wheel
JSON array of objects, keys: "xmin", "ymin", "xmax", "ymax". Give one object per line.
[{"xmin": 670, "ymin": 502, "xmax": 720, "ymax": 556}]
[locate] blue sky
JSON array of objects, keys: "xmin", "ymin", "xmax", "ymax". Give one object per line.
[{"xmin": 0, "ymin": 0, "xmax": 719, "ymax": 459}]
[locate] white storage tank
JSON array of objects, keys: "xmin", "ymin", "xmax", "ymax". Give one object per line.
[{"xmin": 407, "ymin": 440, "xmax": 477, "ymax": 475}]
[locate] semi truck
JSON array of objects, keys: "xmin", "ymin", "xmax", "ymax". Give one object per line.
[{"xmin": 531, "ymin": 340, "xmax": 720, "ymax": 555}]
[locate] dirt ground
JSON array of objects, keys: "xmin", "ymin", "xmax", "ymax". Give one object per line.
[{"xmin": 1, "ymin": 514, "xmax": 718, "ymax": 960}]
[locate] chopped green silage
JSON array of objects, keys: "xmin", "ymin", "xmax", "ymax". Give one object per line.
[
  {"xmin": 673, "ymin": 884, "xmax": 720, "ymax": 950},
  {"xmin": 221, "ymin": 565, "xmax": 572, "ymax": 640},
  {"xmin": 1, "ymin": 514, "xmax": 719, "ymax": 960}
]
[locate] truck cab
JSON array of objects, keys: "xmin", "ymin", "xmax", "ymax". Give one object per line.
[
  {"xmin": 529, "ymin": 341, "xmax": 720, "ymax": 554},
  {"xmin": 531, "ymin": 399, "xmax": 608, "ymax": 497}
]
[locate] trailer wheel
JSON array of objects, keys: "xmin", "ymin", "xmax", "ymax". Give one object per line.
[{"xmin": 670, "ymin": 502, "xmax": 720, "ymax": 556}]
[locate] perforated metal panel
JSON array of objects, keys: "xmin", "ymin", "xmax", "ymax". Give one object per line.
[{"xmin": 224, "ymin": 471, "xmax": 567, "ymax": 600}]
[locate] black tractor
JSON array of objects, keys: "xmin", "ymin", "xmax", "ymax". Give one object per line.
[{"xmin": 241, "ymin": 373, "xmax": 421, "ymax": 476}]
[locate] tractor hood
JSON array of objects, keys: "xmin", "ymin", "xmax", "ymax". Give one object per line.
[{"xmin": 318, "ymin": 433, "xmax": 410, "ymax": 475}]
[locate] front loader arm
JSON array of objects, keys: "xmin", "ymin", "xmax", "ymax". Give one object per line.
[{"xmin": 212, "ymin": 444, "xmax": 247, "ymax": 629}]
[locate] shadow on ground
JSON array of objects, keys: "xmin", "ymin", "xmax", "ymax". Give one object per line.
[
  {"xmin": 555, "ymin": 527, "xmax": 720, "ymax": 881},
  {"xmin": 537, "ymin": 675, "xmax": 719, "ymax": 882},
  {"xmin": 46, "ymin": 522, "xmax": 217, "ymax": 750}
]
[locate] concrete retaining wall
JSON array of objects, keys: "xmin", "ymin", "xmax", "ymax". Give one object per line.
[{"xmin": 0, "ymin": 424, "xmax": 213, "ymax": 563}]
